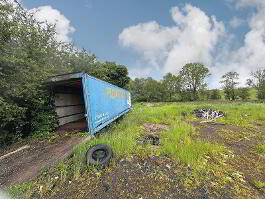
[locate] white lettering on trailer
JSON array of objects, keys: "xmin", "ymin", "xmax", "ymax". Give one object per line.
[{"xmin": 95, "ymin": 112, "xmax": 109, "ymax": 120}]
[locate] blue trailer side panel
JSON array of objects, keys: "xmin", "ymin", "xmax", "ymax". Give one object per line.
[
  {"xmin": 48, "ymin": 73, "xmax": 131, "ymax": 135},
  {"xmin": 83, "ymin": 74, "xmax": 131, "ymax": 134},
  {"xmin": 82, "ymin": 74, "xmax": 93, "ymax": 133}
]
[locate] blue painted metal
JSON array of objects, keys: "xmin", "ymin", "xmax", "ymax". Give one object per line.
[{"xmin": 50, "ymin": 73, "xmax": 132, "ymax": 134}]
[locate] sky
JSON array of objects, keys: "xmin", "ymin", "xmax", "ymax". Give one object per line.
[{"xmin": 15, "ymin": 0, "xmax": 265, "ymax": 88}]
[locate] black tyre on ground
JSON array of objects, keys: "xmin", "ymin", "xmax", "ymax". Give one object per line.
[{"xmin": 86, "ymin": 144, "xmax": 113, "ymax": 168}]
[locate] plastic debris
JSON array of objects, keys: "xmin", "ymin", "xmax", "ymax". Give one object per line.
[{"xmin": 192, "ymin": 109, "xmax": 224, "ymax": 123}]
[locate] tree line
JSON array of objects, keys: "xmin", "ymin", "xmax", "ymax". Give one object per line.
[
  {"xmin": 129, "ymin": 63, "xmax": 265, "ymax": 103},
  {"xmin": 0, "ymin": 1, "xmax": 130, "ymax": 145}
]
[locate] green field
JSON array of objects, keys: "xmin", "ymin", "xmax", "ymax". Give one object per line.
[
  {"xmin": 8, "ymin": 102, "xmax": 265, "ymax": 199},
  {"xmin": 219, "ymin": 88, "xmax": 257, "ymax": 100}
]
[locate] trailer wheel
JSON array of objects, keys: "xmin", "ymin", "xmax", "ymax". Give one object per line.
[{"xmin": 87, "ymin": 144, "xmax": 112, "ymax": 168}]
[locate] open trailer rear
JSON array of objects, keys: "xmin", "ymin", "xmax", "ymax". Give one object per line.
[{"xmin": 48, "ymin": 73, "xmax": 132, "ymax": 134}]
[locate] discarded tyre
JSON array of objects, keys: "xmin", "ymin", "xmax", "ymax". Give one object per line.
[{"xmin": 86, "ymin": 144, "xmax": 112, "ymax": 168}]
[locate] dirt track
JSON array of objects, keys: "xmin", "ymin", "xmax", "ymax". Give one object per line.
[
  {"xmin": 0, "ymin": 135, "xmax": 88, "ymax": 189},
  {"xmin": 192, "ymin": 121, "xmax": 265, "ymax": 197}
]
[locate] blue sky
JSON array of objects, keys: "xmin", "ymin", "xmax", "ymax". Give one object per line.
[{"xmin": 21, "ymin": 0, "xmax": 265, "ymax": 88}]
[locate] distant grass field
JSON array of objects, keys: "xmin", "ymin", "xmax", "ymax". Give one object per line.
[
  {"xmin": 8, "ymin": 101, "xmax": 265, "ymax": 199},
  {"xmin": 219, "ymin": 88, "xmax": 257, "ymax": 100},
  {"xmin": 249, "ymin": 88, "xmax": 257, "ymax": 100}
]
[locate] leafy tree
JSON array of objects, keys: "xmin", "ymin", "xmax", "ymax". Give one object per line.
[
  {"xmin": 210, "ymin": 89, "xmax": 221, "ymax": 100},
  {"xmin": 0, "ymin": 1, "xmax": 61, "ymax": 142},
  {"xmin": 101, "ymin": 62, "xmax": 130, "ymax": 88},
  {"xmin": 220, "ymin": 72, "xmax": 239, "ymax": 100},
  {"xmin": 146, "ymin": 78, "xmax": 165, "ymax": 102},
  {"xmin": 129, "ymin": 78, "xmax": 165, "ymax": 102},
  {"xmin": 179, "ymin": 63, "xmax": 210, "ymax": 100},
  {"xmin": 128, "ymin": 78, "xmax": 146, "ymax": 102},
  {"xmin": 237, "ymin": 87, "xmax": 250, "ymax": 100},
  {"xmin": 0, "ymin": 1, "xmax": 130, "ymax": 145},
  {"xmin": 179, "ymin": 90, "xmax": 194, "ymax": 101},
  {"xmin": 162, "ymin": 73, "xmax": 181, "ymax": 101},
  {"xmin": 248, "ymin": 68, "xmax": 265, "ymax": 100},
  {"xmin": 65, "ymin": 50, "xmax": 130, "ymax": 88}
]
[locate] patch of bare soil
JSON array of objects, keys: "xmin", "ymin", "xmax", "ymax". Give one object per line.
[
  {"xmin": 137, "ymin": 123, "xmax": 169, "ymax": 146},
  {"xmin": 142, "ymin": 123, "xmax": 169, "ymax": 134},
  {"xmin": 0, "ymin": 135, "xmax": 87, "ymax": 189},
  {"xmin": 192, "ymin": 121, "xmax": 265, "ymax": 196},
  {"xmin": 56, "ymin": 119, "xmax": 87, "ymax": 133},
  {"xmin": 31, "ymin": 156, "xmax": 206, "ymax": 199}
]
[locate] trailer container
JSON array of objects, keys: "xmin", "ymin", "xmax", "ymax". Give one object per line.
[{"xmin": 47, "ymin": 73, "xmax": 131, "ymax": 134}]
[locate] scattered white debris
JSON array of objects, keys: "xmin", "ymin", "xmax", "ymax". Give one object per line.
[
  {"xmin": 192, "ymin": 109, "xmax": 224, "ymax": 123},
  {"xmin": 166, "ymin": 164, "xmax": 171, "ymax": 169},
  {"xmin": 39, "ymin": 185, "xmax": 43, "ymax": 192}
]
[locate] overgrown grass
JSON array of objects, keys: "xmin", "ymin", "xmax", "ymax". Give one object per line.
[
  {"xmin": 71, "ymin": 102, "xmax": 227, "ymax": 175},
  {"xmin": 159, "ymin": 122, "xmax": 224, "ymax": 165},
  {"xmin": 71, "ymin": 107, "xmax": 145, "ymax": 176},
  {"xmin": 158, "ymin": 122, "xmax": 224, "ymax": 166},
  {"xmin": 71, "ymin": 102, "xmax": 265, "ymax": 175},
  {"xmin": 253, "ymin": 180, "xmax": 265, "ymax": 189},
  {"xmin": 7, "ymin": 182, "xmax": 33, "ymax": 199},
  {"xmin": 256, "ymin": 144, "xmax": 265, "ymax": 154},
  {"xmin": 7, "ymin": 102, "xmax": 265, "ymax": 198}
]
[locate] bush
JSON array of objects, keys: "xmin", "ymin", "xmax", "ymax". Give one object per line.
[
  {"xmin": 0, "ymin": 2, "xmax": 130, "ymax": 146},
  {"xmin": 210, "ymin": 89, "xmax": 222, "ymax": 100},
  {"xmin": 0, "ymin": 97, "xmax": 26, "ymax": 146},
  {"xmin": 257, "ymin": 83, "xmax": 265, "ymax": 100},
  {"xmin": 237, "ymin": 87, "xmax": 250, "ymax": 100}
]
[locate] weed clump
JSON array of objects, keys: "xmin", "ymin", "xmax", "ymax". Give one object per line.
[{"xmin": 256, "ymin": 144, "xmax": 265, "ymax": 154}]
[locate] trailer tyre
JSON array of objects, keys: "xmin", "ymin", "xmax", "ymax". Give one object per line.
[{"xmin": 87, "ymin": 144, "xmax": 112, "ymax": 168}]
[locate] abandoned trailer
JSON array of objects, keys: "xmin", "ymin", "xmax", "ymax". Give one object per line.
[{"xmin": 47, "ymin": 73, "xmax": 132, "ymax": 134}]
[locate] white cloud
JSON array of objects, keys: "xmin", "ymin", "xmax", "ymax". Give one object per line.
[
  {"xmin": 119, "ymin": 4, "xmax": 225, "ymax": 83},
  {"xmin": 129, "ymin": 66, "xmax": 153, "ymax": 80},
  {"xmin": 29, "ymin": 6, "xmax": 75, "ymax": 42},
  {"xmin": 211, "ymin": 0, "xmax": 265, "ymax": 88},
  {"xmin": 231, "ymin": 0, "xmax": 265, "ymax": 9},
  {"xmin": 3, "ymin": 1, "xmax": 75, "ymax": 43},
  {"xmin": 120, "ymin": 3, "xmax": 265, "ymax": 88},
  {"xmin": 229, "ymin": 17, "xmax": 244, "ymax": 28}
]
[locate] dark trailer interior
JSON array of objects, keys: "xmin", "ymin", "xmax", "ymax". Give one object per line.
[{"xmin": 48, "ymin": 76, "xmax": 87, "ymax": 132}]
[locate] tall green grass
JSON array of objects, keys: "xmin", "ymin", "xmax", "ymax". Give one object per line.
[
  {"xmin": 71, "ymin": 102, "xmax": 231, "ymax": 174},
  {"xmin": 7, "ymin": 102, "xmax": 265, "ymax": 199},
  {"xmin": 72, "ymin": 108, "xmax": 144, "ymax": 175},
  {"xmin": 256, "ymin": 144, "xmax": 265, "ymax": 154},
  {"xmin": 159, "ymin": 122, "xmax": 223, "ymax": 165},
  {"xmin": 53, "ymin": 101, "xmax": 265, "ymax": 177}
]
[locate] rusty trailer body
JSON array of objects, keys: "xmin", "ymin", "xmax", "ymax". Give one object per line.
[{"xmin": 48, "ymin": 73, "xmax": 132, "ymax": 134}]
